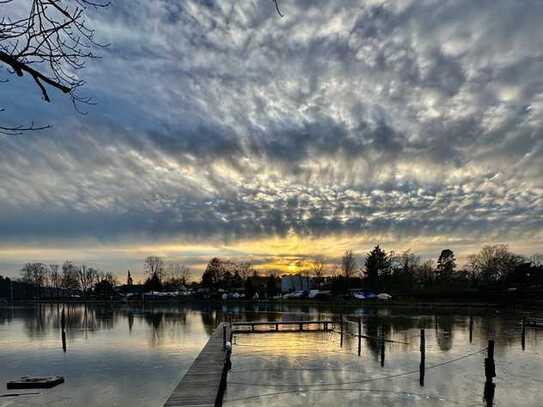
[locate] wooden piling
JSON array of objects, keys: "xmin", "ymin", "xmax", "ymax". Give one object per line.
[
  {"xmin": 357, "ymin": 318, "xmax": 362, "ymax": 356},
  {"xmin": 61, "ymin": 307, "xmax": 66, "ymax": 353},
  {"xmin": 419, "ymin": 329, "xmax": 425, "ymax": 386},
  {"xmin": 484, "ymin": 340, "xmax": 496, "ymax": 407}
]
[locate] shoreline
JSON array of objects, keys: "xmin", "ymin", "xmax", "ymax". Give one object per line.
[{"xmin": 3, "ymin": 297, "xmax": 543, "ymax": 310}]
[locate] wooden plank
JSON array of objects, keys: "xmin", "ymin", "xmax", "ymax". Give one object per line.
[
  {"xmin": 233, "ymin": 329, "xmax": 329, "ymax": 334},
  {"xmin": 164, "ymin": 323, "xmax": 228, "ymax": 407},
  {"xmin": 232, "ymin": 320, "xmax": 333, "ymax": 327}
]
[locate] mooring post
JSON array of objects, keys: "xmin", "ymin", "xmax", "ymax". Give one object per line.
[
  {"xmin": 357, "ymin": 318, "xmax": 362, "ymax": 356},
  {"xmin": 469, "ymin": 315, "xmax": 473, "ymax": 344},
  {"xmin": 61, "ymin": 307, "xmax": 66, "ymax": 352},
  {"xmin": 521, "ymin": 317, "xmax": 526, "ymax": 351},
  {"xmin": 380, "ymin": 325, "xmax": 385, "ymax": 367},
  {"xmin": 419, "ymin": 328, "xmax": 426, "ymax": 386},
  {"xmin": 484, "ymin": 339, "xmax": 496, "ymax": 406}
]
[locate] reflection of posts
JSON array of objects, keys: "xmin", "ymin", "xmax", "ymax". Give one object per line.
[
  {"xmin": 380, "ymin": 325, "xmax": 385, "ymax": 367},
  {"xmin": 419, "ymin": 329, "xmax": 425, "ymax": 386},
  {"xmin": 484, "ymin": 340, "xmax": 496, "ymax": 407},
  {"xmin": 521, "ymin": 317, "xmax": 526, "ymax": 351},
  {"xmin": 340, "ymin": 314, "xmax": 344, "ymax": 348},
  {"xmin": 357, "ymin": 318, "xmax": 362, "ymax": 356},
  {"xmin": 469, "ymin": 315, "xmax": 473, "ymax": 344},
  {"xmin": 61, "ymin": 307, "xmax": 66, "ymax": 352}
]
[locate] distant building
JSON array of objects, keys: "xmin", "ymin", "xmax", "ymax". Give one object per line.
[{"xmin": 281, "ymin": 274, "xmax": 313, "ymax": 293}]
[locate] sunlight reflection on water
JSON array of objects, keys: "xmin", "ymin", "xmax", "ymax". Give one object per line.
[
  {"xmin": 225, "ymin": 312, "xmax": 543, "ymax": 407},
  {"xmin": 1, "ymin": 305, "xmax": 542, "ymax": 407}
]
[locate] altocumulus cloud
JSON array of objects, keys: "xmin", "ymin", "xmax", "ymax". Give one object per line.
[{"xmin": 0, "ymin": 0, "xmax": 542, "ymax": 264}]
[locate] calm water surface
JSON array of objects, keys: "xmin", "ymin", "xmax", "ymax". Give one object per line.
[{"xmin": 1, "ymin": 304, "xmax": 542, "ymax": 406}]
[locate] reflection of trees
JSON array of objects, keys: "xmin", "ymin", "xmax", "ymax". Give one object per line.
[
  {"xmin": 201, "ymin": 310, "xmax": 219, "ymax": 336},
  {"xmin": 7, "ymin": 304, "xmax": 531, "ymax": 354},
  {"xmin": 128, "ymin": 312, "xmax": 134, "ymax": 333},
  {"xmin": 435, "ymin": 315, "xmax": 454, "ymax": 351},
  {"xmin": 144, "ymin": 311, "xmax": 163, "ymax": 346},
  {"xmin": 0, "ymin": 307, "xmax": 13, "ymax": 325},
  {"xmin": 365, "ymin": 317, "xmax": 381, "ymax": 359}
]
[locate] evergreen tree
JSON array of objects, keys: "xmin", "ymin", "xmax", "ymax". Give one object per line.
[
  {"xmin": 365, "ymin": 245, "xmax": 391, "ymax": 290},
  {"xmin": 201, "ymin": 257, "xmax": 224, "ymax": 288},
  {"xmin": 436, "ymin": 249, "xmax": 456, "ymax": 282}
]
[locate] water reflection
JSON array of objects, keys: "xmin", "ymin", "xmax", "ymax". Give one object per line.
[
  {"xmin": 1, "ymin": 304, "xmax": 542, "ymax": 407},
  {"xmin": 226, "ymin": 309, "xmax": 543, "ymax": 407}
]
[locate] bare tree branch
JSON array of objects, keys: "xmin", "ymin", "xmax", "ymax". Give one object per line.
[
  {"xmin": 0, "ymin": 0, "xmax": 108, "ymax": 132},
  {"xmin": 273, "ymin": 0, "xmax": 284, "ymax": 17}
]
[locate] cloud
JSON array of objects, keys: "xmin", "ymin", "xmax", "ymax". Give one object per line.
[{"xmin": 0, "ymin": 0, "xmax": 542, "ymax": 273}]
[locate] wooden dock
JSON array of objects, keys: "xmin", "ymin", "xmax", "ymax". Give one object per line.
[
  {"xmin": 164, "ymin": 323, "xmax": 230, "ymax": 407},
  {"xmin": 232, "ymin": 320, "xmax": 334, "ymax": 334}
]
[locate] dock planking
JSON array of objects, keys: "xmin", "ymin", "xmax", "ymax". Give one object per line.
[
  {"xmin": 232, "ymin": 320, "xmax": 333, "ymax": 334},
  {"xmin": 164, "ymin": 323, "xmax": 229, "ymax": 407}
]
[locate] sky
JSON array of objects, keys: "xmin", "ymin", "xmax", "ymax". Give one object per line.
[{"xmin": 0, "ymin": 0, "xmax": 542, "ymax": 281}]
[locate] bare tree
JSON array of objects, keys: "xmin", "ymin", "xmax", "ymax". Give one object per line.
[
  {"xmin": 311, "ymin": 257, "xmax": 326, "ymax": 288},
  {"xmin": 165, "ymin": 262, "xmax": 191, "ymax": 287},
  {"xmin": 49, "ymin": 263, "xmax": 61, "ymax": 297},
  {"xmin": 468, "ymin": 245, "xmax": 523, "ymax": 285},
  {"xmin": 97, "ymin": 270, "xmax": 116, "ymax": 286},
  {"xmin": 0, "ymin": 0, "xmax": 109, "ymax": 134},
  {"xmin": 144, "ymin": 256, "xmax": 165, "ymax": 280},
  {"xmin": 341, "ymin": 249, "xmax": 356, "ymax": 279},
  {"xmin": 61, "ymin": 260, "xmax": 80, "ymax": 290},
  {"xmin": 78, "ymin": 264, "xmax": 99, "ymax": 296},
  {"xmin": 20, "ymin": 262, "xmax": 47, "ymax": 298}
]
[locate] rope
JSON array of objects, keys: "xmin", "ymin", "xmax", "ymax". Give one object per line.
[
  {"xmin": 330, "ymin": 328, "xmax": 410, "ymax": 345},
  {"xmin": 227, "ymin": 347, "xmax": 487, "ymax": 388},
  {"xmin": 224, "ymin": 387, "xmax": 466, "ymax": 404}
]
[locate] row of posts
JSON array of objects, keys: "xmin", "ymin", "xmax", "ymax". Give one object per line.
[{"xmin": 337, "ymin": 314, "xmax": 496, "ymax": 403}]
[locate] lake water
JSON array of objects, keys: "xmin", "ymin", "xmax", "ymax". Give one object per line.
[{"xmin": 1, "ymin": 304, "xmax": 542, "ymax": 406}]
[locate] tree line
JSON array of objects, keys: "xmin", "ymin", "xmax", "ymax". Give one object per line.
[
  {"xmin": 334, "ymin": 244, "xmax": 543, "ymax": 292},
  {"xmin": 200, "ymin": 257, "xmax": 280, "ymax": 299}
]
